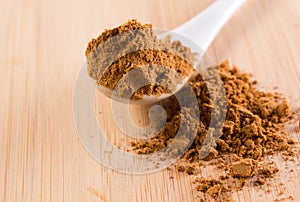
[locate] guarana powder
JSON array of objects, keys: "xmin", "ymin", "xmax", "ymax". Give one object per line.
[
  {"xmin": 86, "ymin": 19, "xmax": 299, "ymax": 201},
  {"xmin": 131, "ymin": 60, "xmax": 298, "ymax": 200}
]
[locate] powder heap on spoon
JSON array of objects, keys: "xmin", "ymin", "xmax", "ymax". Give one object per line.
[{"xmin": 86, "ymin": 19, "xmax": 195, "ymax": 99}]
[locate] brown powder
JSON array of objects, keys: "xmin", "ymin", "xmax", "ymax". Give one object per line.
[
  {"xmin": 87, "ymin": 20, "xmax": 299, "ymax": 200},
  {"xmin": 130, "ymin": 60, "xmax": 297, "ymax": 200},
  {"xmin": 254, "ymin": 161, "xmax": 279, "ymax": 186},
  {"xmin": 86, "ymin": 19, "xmax": 195, "ymax": 99},
  {"xmin": 194, "ymin": 177, "xmax": 224, "ymax": 200},
  {"xmin": 132, "ymin": 61, "xmax": 293, "ymax": 160},
  {"xmin": 230, "ymin": 158, "xmax": 258, "ymax": 178}
]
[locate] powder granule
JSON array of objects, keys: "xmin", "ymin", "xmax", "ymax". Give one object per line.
[
  {"xmin": 276, "ymin": 99, "xmax": 290, "ymax": 118},
  {"xmin": 194, "ymin": 178, "xmax": 224, "ymax": 200},
  {"xmin": 230, "ymin": 158, "xmax": 258, "ymax": 178},
  {"xmin": 254, "ymin": 161, "xmax": 279, "ymax": 186}
]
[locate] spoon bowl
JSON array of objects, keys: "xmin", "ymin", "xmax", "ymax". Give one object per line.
[{"xmin": 96, "ymin": 0, "xmax": 246, "ymax": 105}]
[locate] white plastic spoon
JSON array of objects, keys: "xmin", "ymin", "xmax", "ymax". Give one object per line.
[
  {"xmin": 173, "ymin": 0, "xmax": 246, "ymax": 53},
  {"xmin": 135, "ymin": 0, "xmax": 246, "ymax": 103},
  {"xmin": 96, "ymin": 0, "xmax": 246, "ymax": 104}
]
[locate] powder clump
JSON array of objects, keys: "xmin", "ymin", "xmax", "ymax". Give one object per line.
[
  {"xmin": 194, "ymin": 178, "xmax": 224, "ymax": 200},
  {"xmin": 230, "ymin": 158, "xmax": 258, "ymax": 178}
]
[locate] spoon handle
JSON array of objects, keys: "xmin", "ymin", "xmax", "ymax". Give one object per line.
[{"xmin": 173, "ymin": 0, "xmax": 246, "ymax": 52}]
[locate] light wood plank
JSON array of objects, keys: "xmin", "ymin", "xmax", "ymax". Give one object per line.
[{"xmin": 0, "ymin": 0, "xmax": 300, "ymax": 201}]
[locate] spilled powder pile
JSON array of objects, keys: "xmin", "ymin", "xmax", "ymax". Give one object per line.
[
  {"xmin": 131, "ymin": 61, "xmax": 299, "ymax": 200},
  {"xmin": 86, "ymin": 19, "xmax": 194, "ymax": 99},
  {"xmin": 132, "ymin": 61, "xmax": 294, "ymax": 159}
]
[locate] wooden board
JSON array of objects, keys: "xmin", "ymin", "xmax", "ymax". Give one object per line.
[{"xmin": 1, "ymin": 0, "xmax": 300, "ymax": 201}]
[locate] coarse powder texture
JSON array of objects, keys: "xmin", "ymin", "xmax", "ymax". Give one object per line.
[
  {"xmin": 132, "ymin": 61, "xmax": 293, "ymax": 160},
  {"xmin": 230, "ymin": 158, "xmax": 258, "ymax": 178},
  {"xmin": 131, "ymin": 61, "xmax": 298, "ymax": 200},
  {"xmin": 254, "ymin": 161, "xmax": 279, "ymax": 186},
  {"xmin": 86, "ymin": 19, "xmax": 195, "ymax": 99},
  {"xmin": 194, "ymin": 177, "xmax": 224, "ymax": 200},
  {"xmin": 86, "ymin": 19, "xmax": 299, "ymax": 201}
]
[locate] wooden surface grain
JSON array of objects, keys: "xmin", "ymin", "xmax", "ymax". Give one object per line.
[{"xmin": 1, "ymin": 0, "xmax": 300, "ymax": 201}]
